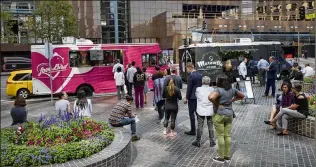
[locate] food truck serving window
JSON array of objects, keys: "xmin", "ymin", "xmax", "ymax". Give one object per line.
[
  {"xmin": 142, "ymin": 53, "xmax": 157, "ymax": 67},
  {"xmin": 69, "ymin": 50, "xmax": 123, "ymax": 67}
]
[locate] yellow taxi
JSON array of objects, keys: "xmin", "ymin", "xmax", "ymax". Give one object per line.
[{"xmin": 6, "ymin": 70, "xmax": 33, "ymax": 99}]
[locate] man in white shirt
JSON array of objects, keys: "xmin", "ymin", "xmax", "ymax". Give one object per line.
[
  {"xmin": 257, "ymin": 57, "xmax": 270, "ymax": 86},
  {"xmin": 302, "ymin": 64, "xmax": 315, "ymax": 77},
  {"xmin": 112, "ymin": 59, "xmax": 124, "ymax": 73},
  {"xmin": 238, "ymin": 58, "xmax": 248, "ymax": 80},
  {"xmin": 192, "ymin": 76, "xmax": 216, "ymax": 148}
]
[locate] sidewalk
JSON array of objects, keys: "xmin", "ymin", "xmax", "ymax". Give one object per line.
[{"xmin": 1, "ymin": 83, "xmax": 315, "ymax": 166}]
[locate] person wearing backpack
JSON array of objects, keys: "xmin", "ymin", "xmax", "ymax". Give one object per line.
[
  {"xmin": 133, "ymin": 67, "xmax": 145, "ymax": 109},
  {"xmin": 247, "ymin": 57, "xmax": 256, "ymax": 84}
]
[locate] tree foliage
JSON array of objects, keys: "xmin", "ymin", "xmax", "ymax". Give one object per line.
[
  {"xmin": 0, "ymin": 11, "xmax": 14, "ymax": 43},
  {"xmin": 26, "ymin": 0, "xmax": 77, "ymax": 43}
]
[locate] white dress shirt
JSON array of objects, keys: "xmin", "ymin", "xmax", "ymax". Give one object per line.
[
  {"xmin": 302, "ymin": 66, "xmax": 315, "ymax": 77},
  {"xmin": 195, "ymin": 85, "xmax": 215, "ymax": 116},
  {"xmin": 112, "ymin": 63, "xmax": 124, "ymax": 73},
  {"xmin": 238, "ymin": 61, "xmax": 247, "ymax": 78}
]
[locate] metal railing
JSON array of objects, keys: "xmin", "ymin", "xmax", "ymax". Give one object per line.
[
  {"xmin": 171, "ymin": 12, "xmax": 313, "ymax": 21},
  {"xmin": 2, "ymin": 8, "xmax": 34, "ymax": 14}
]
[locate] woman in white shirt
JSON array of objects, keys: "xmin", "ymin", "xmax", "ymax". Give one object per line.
[
  {"xmin": 114, "ymin": 66, "xmax": 125, "ymax": 100},
  {"xmin": 73, "ymin": 90, "xmax": 92, "ymax": 118},
  {"xmin": 192, "ymin": 76, "xmax": 216, "ymax": 148}
]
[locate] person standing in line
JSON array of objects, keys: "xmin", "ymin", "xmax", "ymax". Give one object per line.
[
  {"xmin": 125, "ymin": 63, "xmax": 131, "ymax": 95},
  {"xmin": 162, "ymin": 78, "xmax": 182, "ymax": 137},
  {"xmin": 247, "ymin": 57, "xmax": 256, "ymax": 84},
  {"xmin": 264, "ymin": 56, "xmax": 278, "ymax": 97},
  {"xmin": 163, "ymin": 67, "xmax": 182, "ymax": 89},
  {"xmin": 142, "ymin": 67, "xmax": 149, "ymax": 104},
  {"xmin": 152, "ymin": 66, "xmax": 164, "ymax": 81},
  {"xmin": 114, "ymin": 66, "xmax": 125, "ymax": 100},
  {"xmin": 184, "ymin": 63, "xmax": 202, "ymax": 136},
  {"xmin": 11, "ymin": 96, "xmax": 28, "ymax": 126},
  {"xmin": 257, "ymin": 57, "xmax": 269, "ymax": 86},
  {"xmin": 109, "ymin": 95, "xmax": 140, "ymax": 141},
  {"xmin": 55, "ymin": 91, "xmax": 71, "ymax": 113},
  {"xmin": 153, "ymin": 74, "xmax": 165, "ymax": 124},
  {"xmin": 192, "ymin": 76, "xmax": 216, "ymax": 148},
  {"xmin": 208, "ymin": 75, "xmax": 245, "ymax": 163},
  {"xmin": 126, "ymin": 61, "xmax": 137, "ymax": 96},
  {"xmin": 223, "ymin": 60, "xmax": 233, "ymax": 83},
  {"xmin": 73, "ymin": 90, "xmax": 93, "ymax": 118},
  {"xmin": 133, "ymin": 67, "xmax": 145, "ymax": 109},
  {"xmin": 238, "ymin": 58, "xmax": 247, "ymax": 80},
  {"xmin": 112, "ymin": 59, "xmax": 124, "ymax": 73}
]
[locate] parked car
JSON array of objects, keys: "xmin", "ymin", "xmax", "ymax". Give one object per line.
[{"xmin": 6, "ymin": 70, "xmax": 32, "ymax": 99}]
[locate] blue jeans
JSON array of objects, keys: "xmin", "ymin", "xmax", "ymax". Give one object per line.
[{"xmin": 112, "ymin": 117, "xmax": 136, "ymax": 135}]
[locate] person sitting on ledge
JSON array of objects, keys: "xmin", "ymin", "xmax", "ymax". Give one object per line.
[
  {"xmin": 109, "ymin": 95, "xmax": 140, "ymax": 142},
  {"xmin": 268, "ymin": 82, "xmax": 295, "ymax": 129},
  {"xmin": 11, "ymin": 96, "xmax": 28, "ymax": 126},
  {"xmin": 264, "ymin": 84, "xmax": 309, "ymax": 135}
]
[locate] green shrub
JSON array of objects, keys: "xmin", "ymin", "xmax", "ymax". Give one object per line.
[
  {"xmin": 304, "ymin": 77, "xmax": 313, "ymax": 83},
  {"xmin": 1, "ymin": 116, "xmax": 114, "ymax": 166}
]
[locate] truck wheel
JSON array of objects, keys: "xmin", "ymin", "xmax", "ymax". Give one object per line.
[
  {"xmin": 17, "ymin": 88, "xmax": 30, "ymax": 99},
  {"xmin": 77, "ymin": 86, "xmax": 93, "ymax": 97}
]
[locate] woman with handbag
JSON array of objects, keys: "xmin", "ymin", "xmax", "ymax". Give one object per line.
[{"xmin": 208, "ymin": 74, "xmax": 245, "ymax": 163}]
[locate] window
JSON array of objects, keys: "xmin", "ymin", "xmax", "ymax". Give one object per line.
[
  {"xmin": 142, "ymin": 53, "xmax": 157, "ymax": 67},
  {"xmin": 69, "ymin": 50, "xmax": 123, "ymax": 67},
  {"xmin": 158, "ymin": 52, "xmax": 166, "ymax": 66},
  {"xmin": 13, "ymin": 73, "xmax": 31, "ymax": 81}
]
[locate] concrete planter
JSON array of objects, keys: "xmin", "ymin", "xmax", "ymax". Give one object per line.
[
  {"xmin": 288, "ymin": 116, "xmax": 315, "ymax": 139},
  {"xmin": 42, "ymin": 128, "xmax": 132, "ymax": 167}
]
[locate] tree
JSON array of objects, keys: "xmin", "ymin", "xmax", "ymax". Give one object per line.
[
  {"xmin": 0, "ymin": 11, "xmax": 14, "ymax": 43},
  {"xmin": 26, "ymin": 0, "xmax": 77, "ymax": 43}
]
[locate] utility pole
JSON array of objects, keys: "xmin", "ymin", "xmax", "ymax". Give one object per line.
[{"xmin": 77, "ymin": 7, "xmax": 80, "ymax": 38}]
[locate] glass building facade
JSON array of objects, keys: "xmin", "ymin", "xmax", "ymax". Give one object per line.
[{"xmin": 101, "ymin": 0, "xmax": 130, "ymax": 43}]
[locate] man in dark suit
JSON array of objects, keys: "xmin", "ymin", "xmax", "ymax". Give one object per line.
[
  {"xmin": 264, "ymin": 56, "xmax": 278, "ymax": 97},
  {"xmin": 184, "ymin": 63, "xmax": 202, "ymax": 135}
]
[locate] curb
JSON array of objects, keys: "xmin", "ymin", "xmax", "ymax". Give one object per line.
[{"xmin": 0, "ymin": 72, "xmax": 10, "ymax": 76}]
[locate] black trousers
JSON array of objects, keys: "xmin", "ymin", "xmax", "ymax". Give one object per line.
[
  {"xmin": 265, "ymin": 78, "xmax": 276, "ymax": 96},
  {"xmin": 188, "ymin": 99, "xmax": 197, "ymax": 132},
  {"xmin": 156, "ymin": 100, "xmax": 165, "ymax": 120},
  {"xmin": 164, "ymin": 104, "xmax": 178, "ymax": 130}
]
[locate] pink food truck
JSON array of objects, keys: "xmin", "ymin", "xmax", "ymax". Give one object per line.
[{"xmin": 31, "ymin": 42, "xmax": 168, "ymax": 96}]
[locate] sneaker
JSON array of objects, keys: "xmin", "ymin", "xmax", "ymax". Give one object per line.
[
  {"xmin": 210, "ymin": 141, "xmax": 216, "ymax": 147},
  {"xmin": 163, "ymin": 129, "xmax": 167, "ymax": 135},
  {"xmin": 224, "ymin": 157, "xmax": 231, "ymax": 163},
  {"xmin": 131, "ymin": 135, "xmax": 140, "ymax": 142},
  {"xmin": 192, "ymin": 141, "xmax": 201, "ymax": 147},
  {"xmin": 184, "ymin": 131, "xmax": 196, "ymax": 136},
  {"xmin": 213, "ymin": 156, "xmax": 225, "ymax": 164}
]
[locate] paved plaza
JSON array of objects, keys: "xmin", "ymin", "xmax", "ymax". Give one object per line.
[{"xmin": 1, "ymin": 82, "xmax": 315, "ymax": 167}]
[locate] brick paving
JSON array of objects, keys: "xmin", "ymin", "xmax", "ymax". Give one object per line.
[{"xmin": 1, "ymin": 81, "xmax": 315, "ymax": 167}]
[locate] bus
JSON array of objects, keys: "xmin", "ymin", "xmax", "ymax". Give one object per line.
[
  {"xmin": 178, "ymin": 40, "xmax": 292, "ymax": 83},
  {"xmin": 31, "ymin": 41, "xmax": 168, "ymax": 96}
]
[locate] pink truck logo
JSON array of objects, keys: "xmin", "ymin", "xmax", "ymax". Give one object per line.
[{"xmin": 37, "ymin": 52, "xmax": 68, "ymax": 80}]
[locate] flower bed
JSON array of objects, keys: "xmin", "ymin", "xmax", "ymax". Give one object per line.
[{"xmin": 1, "ymin": 111, "xmax": 115, "ymax": 167}]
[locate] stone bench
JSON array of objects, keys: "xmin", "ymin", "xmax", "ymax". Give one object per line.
[{"xmin": 288, "ymin": 116, "xmax": 315, "ymax": 139}]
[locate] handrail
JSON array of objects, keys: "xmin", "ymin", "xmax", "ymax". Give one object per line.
[{"xmin": 171, "ymin": 11, "xmax": 310, "ymax": 21}]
